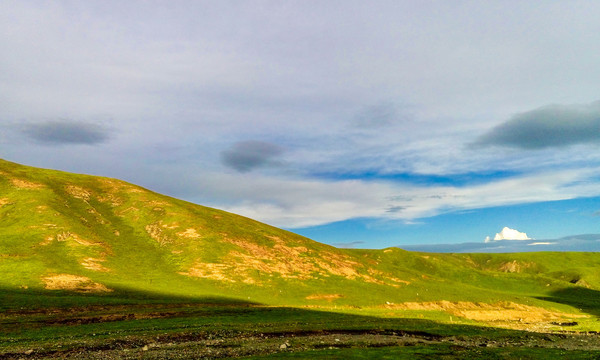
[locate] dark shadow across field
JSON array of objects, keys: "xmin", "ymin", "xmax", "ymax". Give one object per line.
[
  {"xmin": 2, "ymin": 287, "xmax": 600, "ymax": 359},
  {"xmin": 537, "ymin": 286, "xmax": 600, "ymax": 318},
  {"xmin": 0, "ymin": 287, "xmax": 520, "ymax": 355},
  {"xmin": 0, "ymin": 286, "xmax": 484, "ymax": 336},
  {"xmin": 0, "ymin": 286, "xmax": 257, "ymax": 312}
]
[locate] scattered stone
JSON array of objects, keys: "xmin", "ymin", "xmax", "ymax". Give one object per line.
[
  {"xmin": 24, "ymin": 349, "xmax": 34, "ymax": 355},
  {"xmin": 551, "ymin": 321, "xmax": 578, "ymax": 326},
  {"xmin": 279, "ymin": 343, "xmax": 288, "ymax": 349},
  {"xmin": 142, "ymin": 345, "xmax": 149, "ymax": 351}
]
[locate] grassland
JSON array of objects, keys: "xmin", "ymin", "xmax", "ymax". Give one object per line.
[{"xmin": 2, "ymin": 158, "xmax": 600, "ymax": 358}]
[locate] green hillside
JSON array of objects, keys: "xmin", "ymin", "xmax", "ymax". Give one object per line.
[{"xmin": 1, "ymin": 158, "xmax": 600, "ymax": 332}]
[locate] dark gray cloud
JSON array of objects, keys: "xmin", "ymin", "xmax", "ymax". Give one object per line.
[
  {"xmin": 221, "ymin": 140, "xmax": 284, "ymax": 172},
  {"xmin": 475, "ymin": 101, "xmax": 600, "ymax": 149},
  {"xmin": 386, "ymin": 205, "xmax": 405, "ymax": 213},
  {"xmin": 22, "ymin": 120, "xmax": 111, "ymax": 145}
]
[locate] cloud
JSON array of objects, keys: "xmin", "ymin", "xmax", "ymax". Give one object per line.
[
  {"xmin": 386, "ymin": 206, "xmax": 405, "ymax": 213},
  {"xmin": 190, "ymin": 167, "xmax": 600, "ymax": 228},
  {"xmin": 4, "ymin": 1, "xmax": 600, "ymax": 244},
  {"xmin": 476, "ymin": 101, "xmax": 600, "ymax": 149},
  {"xmin": 352, "ymin": 102, "xmax": 406, "ymax": 129},
  {"xmin": 487, "ymin": 227, "xmax": 531, "ymax": 242},
  {"xmin": 220, "ymin": 140, "xmax": 284, "ymax": 172},
  {"xmin": 22, "ymin": 120, "xmax": 111, "ymax": 145}
]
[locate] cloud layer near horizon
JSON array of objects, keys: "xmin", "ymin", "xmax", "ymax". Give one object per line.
[{"xmin": 191, "ymin": 167, "xmax": 600, "ymax": 228}]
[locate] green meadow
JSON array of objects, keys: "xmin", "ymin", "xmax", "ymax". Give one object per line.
[{"xmin": 2, "ymin": 158, "xmax": 600, "ymax": 358}]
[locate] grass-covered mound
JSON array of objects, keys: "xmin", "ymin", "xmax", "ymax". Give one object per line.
[{"xmin": 1, "ymin": 158, "xmax": 600, "ymax": 334}]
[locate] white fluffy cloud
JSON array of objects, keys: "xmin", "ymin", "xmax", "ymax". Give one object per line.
[{"xmin": 485, "ymin": 227, "xmax": 531, "ymax": 242}]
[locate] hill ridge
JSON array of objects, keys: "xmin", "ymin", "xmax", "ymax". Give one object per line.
[{"xmin": 0, "ymin": 158, "xmax": 411, "ymax": 298}]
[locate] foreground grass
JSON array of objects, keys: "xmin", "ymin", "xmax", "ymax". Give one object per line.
[
  {"xmin": 246, "ymin": 345, "xmax": 600, "ymax": 360},
  {"xmin": 2, "ymin": 292, "xmax": 600, "ymax": 359}
]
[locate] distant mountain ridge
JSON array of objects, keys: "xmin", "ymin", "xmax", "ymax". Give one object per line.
[{"xmin": 398, "ymin": 234, "xmax": 600, "ymax": 253}]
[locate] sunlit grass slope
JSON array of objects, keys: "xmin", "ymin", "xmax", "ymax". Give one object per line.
[{"xmin": 1, "ymin": 158, "xmax": 600, "ymax": 330}]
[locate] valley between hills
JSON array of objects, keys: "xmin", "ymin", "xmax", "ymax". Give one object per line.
[{"xmin": 2, "ymin": 158, "xmax": 600, "ymax": 359}]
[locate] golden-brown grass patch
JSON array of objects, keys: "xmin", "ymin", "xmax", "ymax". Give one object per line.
[
  {"xmin": 145, "ymin": 223, "xmax": 173, "ymax": 246},
  {"xmin": 10, "ymin": 178, "xmax": 44, "ymax": 189},
  {"xmin": 65, "ymin": 184, "xmax": 91, "ymax": 200},
  {"xmin": 305, "ymin": 294, "xmax": 343, "ymax": 301},
  {"xmin": 180, "ymin": 264, "xmax": 236, "ymax": 282},
  {"xmin": 81, "ymin": 257, "xmax": 110, "ymax": 272},
  {"xmin": 42, "ymin": 274, "xmax": 112, "ymax": 292},
  {"xmin": 177, "ymin": 228, "xmax": 202, "ymax": 239},
  {"xmin": 499, "ymin": 260, "xmax": 535, "ymax": 273},
  {"xmin": 384, "ymin": 301, "xmax": 586, "ymax": 330}
]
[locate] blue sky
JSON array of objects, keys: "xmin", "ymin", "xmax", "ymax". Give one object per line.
[
  {"xmin": 1, "ymin": 1, "xmax": 599, "ymax": 248},
  {"xmin": 294, "ymin": 197, "xmax": 600, "ymax": 248}
]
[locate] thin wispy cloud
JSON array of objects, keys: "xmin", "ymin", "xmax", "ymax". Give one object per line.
[{"xmin": 352, "ymin": 102, "xmax": 405, "ymax": 129}]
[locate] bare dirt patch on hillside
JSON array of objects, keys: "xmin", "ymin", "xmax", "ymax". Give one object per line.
[
  {"xmin": 176, "ymin": 228, "xmax": 202, "ymax": 239},
  {"xmin": 50, "ymin": 231, "xmax": 107, "ymax": 248},
  {"xmin": 65, "ymin": 184, "xmax": 91, "ymax": 200},
  {"xmin": 95, "ymin": 179, "xmax": 124, "ymax": 206},
  {"xmin": 42, "ymin": 274, "xmax": 112, "ymax": 293},
  {"xmin": 498, "ymin": 260, "xmax": 536, "ymax": 273},
  {"xmin": 145, "ymin": 224, "xmax": 173, "ymax": 246},
  {"xmin": 179, "ymin": 263, "xmax": 236, "ymax": 282},
  {"xmin": 81, "ymin": 257, "xmax": 110, "ymax": 272},
  {"xmin": 10, "ymin": 178, "xmax": 44, "ymax": 189}
]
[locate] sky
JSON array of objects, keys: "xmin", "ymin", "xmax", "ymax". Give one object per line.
[{"xmin": 1, "ymin": 1, "xmax": 599, "ymax": 249}]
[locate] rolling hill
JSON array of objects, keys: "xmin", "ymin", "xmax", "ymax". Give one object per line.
[{"xmin": 2, "ymin": 158, "xmax": 600, "ymax": 332}]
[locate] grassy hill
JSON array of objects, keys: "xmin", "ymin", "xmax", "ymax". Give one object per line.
[
  {"xmin": 0, "ymin": 158, "xmax": 430, "ymax": 304},
  {"xmin": 1, "ymin": 158, "xmax": 600, "ymax": 332}
]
